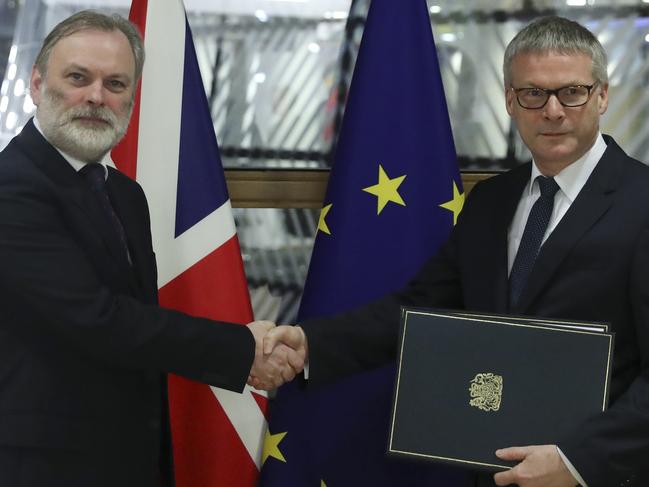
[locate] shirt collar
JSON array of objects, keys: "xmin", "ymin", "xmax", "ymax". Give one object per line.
[
  {"xmin": 33, "ymin": 115, "xmax": 109, "ymax": 180},
  {"xmin": 529, "ymin": 132, "xmax": 607, "ymax": 203}
]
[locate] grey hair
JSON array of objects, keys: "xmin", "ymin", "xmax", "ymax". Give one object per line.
[
  {"xmin": 503, "ymin": 16, "xmax": 607, "ymax": 87},
  {"xmin": 34, "ymin": 10, "xmax": 145, "ymax": 81}
]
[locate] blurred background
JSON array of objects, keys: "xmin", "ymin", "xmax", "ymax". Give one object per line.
[{"xmin": 1, "ymin": 0, "xmax": 648, "ymax": 320}]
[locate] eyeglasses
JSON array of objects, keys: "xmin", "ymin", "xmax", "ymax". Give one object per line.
[{"xmin": 511, "ymin": 82, "xmax": 599, "ymax": 109}]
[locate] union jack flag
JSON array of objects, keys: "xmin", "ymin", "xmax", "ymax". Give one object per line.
[{"xmin": 112, "ymin": 1, "xmax": 267, "ymax": 485}]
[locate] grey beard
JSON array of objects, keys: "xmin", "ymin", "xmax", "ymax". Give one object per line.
[{"xmin": 37, "ymin": 87, "xmax": 132, "ymax": 163}]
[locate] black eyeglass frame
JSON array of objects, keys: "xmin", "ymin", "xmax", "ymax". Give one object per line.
[{"xmin": 511, "ymin": 82, "xmax": 600, "ymax": 109}]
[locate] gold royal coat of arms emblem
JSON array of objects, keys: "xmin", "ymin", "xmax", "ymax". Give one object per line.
[{"xmin": 469, "ymin": 373, "xmax": 503, "ymax": 412}]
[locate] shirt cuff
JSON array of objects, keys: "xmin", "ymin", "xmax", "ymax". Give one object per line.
[{"xmin": 557, "ymin": 446, "xmax": 587, "ymax": 487}]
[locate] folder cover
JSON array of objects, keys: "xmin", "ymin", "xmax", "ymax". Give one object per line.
[{"xmin": 387, "ymin": 308, "xmax": 614, "ymax": 471}]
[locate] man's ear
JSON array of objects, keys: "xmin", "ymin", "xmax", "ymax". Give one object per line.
[
  {"xmin": 505, "ymin": 86, "xmax": 515, "ymax": 117},
  {"xmin": 30, "ymin": 66, "xmax": 44, "ymax": 105},
  {"xmin": 597, "ymin": 82, "xmax": 609, "ymax": 115}
]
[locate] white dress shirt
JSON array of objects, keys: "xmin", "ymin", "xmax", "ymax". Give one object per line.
[
  {"xmin": 506, "ymin": 133, "xmax": 607, "ymax": 487},
  {"xmin": 507, "ymin": 133, "xmax": 606, "ymax": 274}
]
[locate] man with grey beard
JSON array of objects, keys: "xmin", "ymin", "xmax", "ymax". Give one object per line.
[
  {"xmin": 0, "ymin": 10, "xmax": 302, "ymax": 487},
  {"xmin": 35, "ymin": 75, "xmax": 131, "ymax": 163}
]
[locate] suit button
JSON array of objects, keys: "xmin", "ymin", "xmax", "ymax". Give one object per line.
[{"xmin": 148, "ymin": 419, "xmax": 160, "ymax": 430}]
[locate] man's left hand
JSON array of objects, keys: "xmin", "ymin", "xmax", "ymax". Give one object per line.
[{"xmin": 494, "ymin": 445, "xmax": 579, "ymax": 487}]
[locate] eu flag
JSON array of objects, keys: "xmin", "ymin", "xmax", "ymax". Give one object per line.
[{"xmin": 261, "ymin": 0, "xmax": 473, "ymax": 485}]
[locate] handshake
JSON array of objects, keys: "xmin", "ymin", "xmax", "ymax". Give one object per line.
[{"xmin": 246, "ymin": 321, "xmax": 309, "ymax": 391}]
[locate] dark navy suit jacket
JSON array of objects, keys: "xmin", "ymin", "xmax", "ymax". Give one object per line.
[
  {"xmin": 303, "ymin": 135, "xmax": 649, "ymax": 487},
  {"xmin": 0, "ymin": 120, "xmax": 255, "ymax": 486}
]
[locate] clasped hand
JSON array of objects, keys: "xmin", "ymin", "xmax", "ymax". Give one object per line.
[{"xmin": 246, "ymin": 321, "xmax": 308, "ymax": 391}]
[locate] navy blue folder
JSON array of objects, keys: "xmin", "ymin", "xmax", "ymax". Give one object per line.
[{"xmin": 388, "ymin": 308, "xmax": 614, "ymax": 471}]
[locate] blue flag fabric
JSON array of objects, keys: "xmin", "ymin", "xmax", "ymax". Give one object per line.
[{"xmin": 261, "ymin": 0, "xmax": 473, "ymax": 485}]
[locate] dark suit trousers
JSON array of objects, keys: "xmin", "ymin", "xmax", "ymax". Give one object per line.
[{"xmin": 0, "ymin": 446, "xmax": 160, "ymax": 487}]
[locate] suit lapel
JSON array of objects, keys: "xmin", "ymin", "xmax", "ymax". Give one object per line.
[
  {"xmin": 106, "ymin": 172, "xmax": 149, "ymax": 298},
  {"xmin": 513, "ymin": 141, "xmax": 620, "ymax": 313},
  {"xmin": 15, "ymin": 120, "xmax": 140, "ymax": 294},
  {"xmin": 487, "ymin": 165, "xmax": 531, "ymax": 313}
]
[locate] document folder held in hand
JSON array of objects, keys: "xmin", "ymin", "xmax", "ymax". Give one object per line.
[{"xmin": 387, "ymin": 308, "xmax": 614, "ymax": 471}]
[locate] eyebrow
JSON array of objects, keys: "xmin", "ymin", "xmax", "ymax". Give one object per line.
[
  {"xmin": 64, "ymin": 64, "xmax": 89, "ymax": 74},
  {"xmin": 517, "ymin": 81, "xmax": 592, "ymax": 88},
  {"xmin": 64, "ymin": 63, "xmax": 131, "ymax": 81}
]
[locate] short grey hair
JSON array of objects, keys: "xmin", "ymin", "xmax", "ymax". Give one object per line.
[
  {"xmin": 503, "ymin": 16, "xmax": 607, "ymax": 87},
  {"xmin": 34, "ymin": 10, "xmax": 145, "ymax": 81}
]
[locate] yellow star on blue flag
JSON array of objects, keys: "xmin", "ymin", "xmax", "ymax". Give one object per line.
[
  {"xmin": 362, "ymin": 164, "xmax": 406, "ymax": 215},
  {"xmin": 318, "ymin": 203, "xmax": 333, "ymax": 235},
  {"xmin": 262, "ymin": 430, "xmax": 287, "ymax": 465},
  {"xmin": 439, "ymin": 180, "xmax": 465, "ymax": 225}
]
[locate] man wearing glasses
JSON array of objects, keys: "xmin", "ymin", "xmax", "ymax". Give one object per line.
[{"xmin": 265, "ymin": 15, "xmax": 649, "ymax": 487}]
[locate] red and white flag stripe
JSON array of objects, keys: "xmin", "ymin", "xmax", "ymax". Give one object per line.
[{"xmin": 112, "ymin": 1, "xmax": 268, "ymax": 485}]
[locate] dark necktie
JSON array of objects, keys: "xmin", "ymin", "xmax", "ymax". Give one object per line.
[
  {"xmin": 509, "ymin": 176, "xmax": 560, "ymax": 307},
  {"xmin": 79, "ymin": 163, "xmax": 131, "ymax": 263}
]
